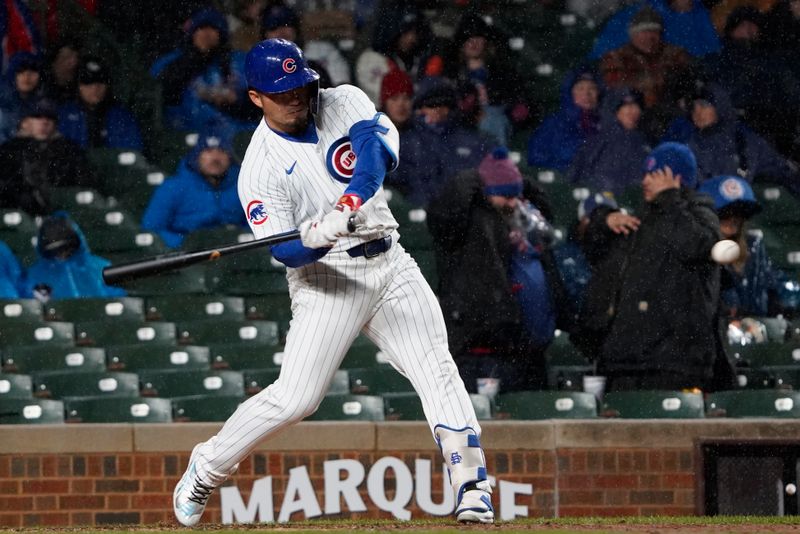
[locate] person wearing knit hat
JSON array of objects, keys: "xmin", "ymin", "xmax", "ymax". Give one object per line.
[
  {"xmin": 629, "ymin": 6, "xmax": 664, "ymax": 37},
  {"xmin": 428, "ymin": 147, "xmax": 564, "ymax": 394},
  {"xmin": 379, "ymin": 68, "xmax": 414, "ymax": 130},
  {"xmin": 642, "ymin": 142, "xmax": 698, "ymax": 200}
]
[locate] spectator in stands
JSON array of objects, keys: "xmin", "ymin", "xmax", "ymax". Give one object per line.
[
  {"xmin": 698, "ymin": 175, "xmax": 800, "ymax": 317},
  {"xmin": 662, "ymin": 83, "xmax": 800, "ymax": 193},
  {"xmin": 57, "ymin": 56, "xmax": 143, "ymax": 151},
  {"xmin": 387, "ymin": 76, "xmax": 489, "ymax": 206},
  {"xmin": 356, "ymin": 4, "xmax": 433, "ymax": 106},
  {"xmin": 228, "ymin": 0, "xmax": 269, "ymax": 52},
  {"xmin": 0, "ymin": 240, "xmax": 25, "ymax": 298},
  {"xmin": 589, "ymin": 0, "xmax": 721, "ymax": 59},
  {"xmin": 0, "ymin": 100, "xmax": 94, "ymax": 216},
  {"xmin": 435, "ymin": 11, "xmax": 530, "ymax": 146},
  {"xmin": 0, "ymin": 52, "xmax": 44, "ymax": 143},
  {"xmin": 260, "ymin": 4, "xmax": 351, "ymax": 88},
  {"xmin": 43, "ymin": 39, "xmax": 81, "ymax": 104},
  {"xmin": 552, "ymin": 192, "xmax": 619, "ymax": 318},
  {"xmin": 600, "ymin": 7, "xmax": 692, "ymax": 137},
  {"xmin": 142, "ymin": 133, "xmax": 245, "ymax": 248},
  {"xmin": 709, "ymin": 0, "xmax": 777, "ymax": 35},
  {"xmin": 379, "ymin": 68, "xmax": 414, "ymax": 131},
  {"xmin": 703, "ymin": 8, "xmax": 800, "ymax": 157},
  {"xmin": 22, "ymin": 213, "xmax": 126, "ymax": 300},
  {"xmin": 428, "ymin": 148, "xmax": 567, "ymax": 393},
  {"xmin": 762, "ymin": 0, "xmax": 800, "ymax": 55},
  {"xmin": 567, "ymin": 88, "xmax": 650, "ymax": 195},
  {"xmin": 527, "ymin": 69, "xmax": 601, "ymax": 172},
  {"xmin": 574, "ymin": 143, "xmax": 721, "ymax": 390},
  {"xmin": 151, "ymin": 8, "xmax": 254, "ymax": 141}
]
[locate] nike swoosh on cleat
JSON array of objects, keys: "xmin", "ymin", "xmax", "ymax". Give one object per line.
[{"xmin": 286, "ymin": 161, "xmax": 297, "ymax": 175}]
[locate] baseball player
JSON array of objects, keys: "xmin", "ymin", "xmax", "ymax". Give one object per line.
[{"xmin": 173, "ymin": 39, "xmax": 494, "ymax": 526}]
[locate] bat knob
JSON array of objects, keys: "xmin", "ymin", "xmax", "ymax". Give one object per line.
[{"xmin": 347, "ymin": 213, "xmax": 358, "ymax": 233}]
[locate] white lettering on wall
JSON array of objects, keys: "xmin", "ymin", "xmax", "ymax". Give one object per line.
[
  {"xmin": 324, "ymin": 459, "xmax": 367, "ymax": 515},
  {"xmin": 366, "ymin": 456, "xmax": 413, "ymax": 520},
  {"xmin": 278, "ymin": 466, "xmax": 322, "ymax": 523},
  {"xmin": 220, "ymin": 476, "xmax": 273, "ymax": 523}
]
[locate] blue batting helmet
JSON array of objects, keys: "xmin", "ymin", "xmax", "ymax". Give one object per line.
[{"xmin": 245, "ymin": 39, "xmax": 319, "ymax": 94}]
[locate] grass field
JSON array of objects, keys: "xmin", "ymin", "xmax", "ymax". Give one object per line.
[{"xmin": 6, "ymin": 517, "xmax": 800, "ymax": 534}]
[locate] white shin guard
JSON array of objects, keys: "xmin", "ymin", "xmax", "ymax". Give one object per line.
[{"xmin": 434, "ymin": 425, "xmax": 492, "ymax": 507}]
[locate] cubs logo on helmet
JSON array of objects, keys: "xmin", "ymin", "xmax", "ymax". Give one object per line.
[
  {"xmin": 246, "ymin": 200, "xmax": 269, "ymax": 225},
  {"xmin": 282, "ymin": 58, "xmax": 296, "ymax": 73},
  {"xmin": 326, "ymin": 137, "xmax": 357, "ymax": 183}
]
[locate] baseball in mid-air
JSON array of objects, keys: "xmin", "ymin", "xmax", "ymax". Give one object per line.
[{"xmin": 711, "ymin": 239, "xmax": 741, "ymax": 264}]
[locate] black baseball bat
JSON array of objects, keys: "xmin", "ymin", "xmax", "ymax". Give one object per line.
[
  {"xmin": 102, "ymin": 230, "xmax": 300, "ymax": 285},
  {"xmin": 103, "ymin": 215, "xmax": 358, "ymax": 285}
]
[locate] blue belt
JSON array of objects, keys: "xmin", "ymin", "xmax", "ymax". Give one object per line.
[{"xmin": 347, "ymin": 235, "xmax": 393, "ymax": 258}]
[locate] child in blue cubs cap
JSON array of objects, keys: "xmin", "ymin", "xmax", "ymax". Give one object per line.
[{"xmin": 697, "ymin": 175, "xmax": 798, "ymax": 317}]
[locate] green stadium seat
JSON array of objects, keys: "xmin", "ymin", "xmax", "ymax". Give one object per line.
[
  {"xmin": 2, "ymin": 347, "xmax": 106, "ymax": 374},
  {"xmin": 145, "ymin": 295, "xmax": 245, "ymax": 321},
  {"xmin": 706, "ymin": 390, "xmax": 800, "ymax": 418},
  {"xmin": 0, "ymin": 374, "xmax": 33, "ymax": 399},
  {"xmin": 730, "ymin": 342, "xmax": 800, "ymax": 367},
  {"xmin": 208, "ymin": 343, "xmax": 283, "ymax": 370},
  {"xmin": 172, "ymin": 394, "xmax": 244, "ymax": 422},
  {"xmin": 340, "ymin": 337, "xmax": 385, "ymax": 368},
  {"xmin": 182, "ymin": 227, "xmax": 258, "ymax": 251},
  {"xmin": 734, "ymin": 366, "xmax": 779, "ymax": 389},
  {"xmin": 72, "ymin": 208, "xmax": 140, "ymax": 238},
  {"xmin": 74, "ymin": 320, "xmax": 176, "ymax": 346},
  {"xmin": 757, "ymin": 225, "xmax": 800, "ymax": 271},
  {"xmin": 33, "ymin": 371, "xmax": 140, "ymax": 399},
  {"xmin": 752, "ymin": 184, "xmax": 800, "ymax": 226},
  {"xmin": 139, "ymin": 369, "xmax": 244, "ymax": 398},
  {"xmin": 494, "ymin": 391, "xmax": 597, "ymax": 419},
  {"xmin": 397, "ymin": 209, "xmax": 433, "ymax": 250},
  {"xmin": 0, "ymin": 299, "xmax": 42, "ymax": 322},
  {"xmin": 328, "ymin": 370, "xmax": 350, "ymax": 395},
  {"xmin": 65, "ymin": 397, "xmax": 172, "ymax": 423},
  {"xmin": 119, "ymin": 265, "xmax": 208, "ymax": 296},
  {"xmin": 0, "ymin": 398, "xmax": 64, "ymax": 424},
  {"xmin": 47, "ymin": 187, "xmax": 108, "ymax": 211},
  {"xmin": 244, "ymin": 294, "xmax": 292, "ymax": 322},
  {"xmin": 383, "ymin": 392, "xmax": 492, "ymax": 420},
  {"xmin": 547, "ymin": 365, "xmax": 593, "ymax": 390},
  {"xmin": 0, "ymin": 321, "xmax": 74, "ymax": 347},
  {"xmin": 762, "ymin": 367, "xmax": 800, "ymax": 388},
  {"xmin": 176, "ymin": 319, "xmax": 279, "ymax": 346},
  {"xmin": 308, "ymin": 394, "xmax": 384, "ymax": 421},
  {"xmin": 0, "ymin": 209, "xmax": 37, "ymax": 266},
  {"xmin": 0, "ymin": 208, "xmax": 37, "ymax": 234},
  {"xmin": 349, "ymin": 367, "xmax": 414, "ymax": 395},
  {"xmin": 545, "ymin": 331, "xmax": 591, "ymax": 366},
  {"xmin": 242, "ymin": 369, "xmax": 280, "ymax": 394},
  {"xmin": 106, "ymin": 345, "xmax": 210, "ymax": 371},
  {"xmin": 88, "ymin": 227, "xmax": 167, "ymax": 256},
  {"xmin": 537, "ymin": 181, "xmax": 590, "ymax": 227},
  {"xmin": 206, "ymin": 270, "xmax": 288, "ymax": 295},
  {"xmin": 601, "ymin": 391, "xmax": 705, "ymax": 418},
  {"xmin": 43, "ymin": 297, "xmax": 145, "ymax": 322}
]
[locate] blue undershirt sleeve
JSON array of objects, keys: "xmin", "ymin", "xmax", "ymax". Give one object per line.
[
  {"xmin": 344, "ymin": 116, "xmax": 394, "ymax": 203},
  {"xmin": 270, "ymin": 240, "xmax": 329, "ymax": 268}
]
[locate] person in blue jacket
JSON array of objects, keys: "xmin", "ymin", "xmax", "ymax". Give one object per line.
[
  {"xmin": 698, "ymin": 175, "xmax": 799, "ymax": 317},
  {"xmin": 387, "ymin": 76, "xmax": 490, "ymax": 206},
  {"xmin": 141, "ymin": 133, "xmax": 246, "ymax": 248},
  {"xmin": 589, "ymin": 0, "xmax": 721, "ymax": 60},
  {"xmin": 150, "ymin": 8, "xmax": 255, "ymax": 140},
  {"xmin": 57, "ymin": 56, "xmax": 143, "ymax": 151},
  {"xmin": 527, "ymin": 69, "xmax": 601, "ymax": 172},
  {"xmin": 566, "ymin": 88, "xmax": 651, "ymax": 195},
  {"xmin": 0, "ymin": 52, "xmax": 44, "ymax": 143},
  {"xmin": 0, "ymin": 240, "xmax": 25, "ymax": 298},
  {"xmin": 22, "ymin": 212, "xmax": 126, "ymax": 300}
]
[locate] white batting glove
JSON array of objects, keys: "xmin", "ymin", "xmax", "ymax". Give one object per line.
[{"xmin": 299, "ymin": 208, "xmax": 353, "ymax": 249}]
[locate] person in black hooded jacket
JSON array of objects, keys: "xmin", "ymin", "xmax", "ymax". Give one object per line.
[{"xmin": 574, "ymin": 142, "xmax": 721, "ymax": 391}]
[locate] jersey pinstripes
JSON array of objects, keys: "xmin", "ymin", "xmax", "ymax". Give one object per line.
[{"xmin": 192, "ymin": 84, "xmax": 479, "ymax": 487}]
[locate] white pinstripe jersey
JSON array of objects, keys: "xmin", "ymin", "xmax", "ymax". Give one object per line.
[{"xmin": 237, "ymin": 84, "xmax": 399, "ymax": 258}]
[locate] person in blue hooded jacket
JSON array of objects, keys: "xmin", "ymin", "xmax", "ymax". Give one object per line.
[
  {"xmin": 387, "ymin": 76, "xmax": 490, "ymax": 207},
  {"xmin": 0, "ymin": 240, "xmax": 25, "ymax": 298},
  {"xmin": 566, "ymin": 88, "xmax": 651, "ymax": 195},
  {"xmin": 527, "ymin": 69, "xmax": 601, "ymax": 172},
  {"xmin": 151, "ymin": 8, "xmax": 255, "ymax": 140},
  {"xmin": 589, "ymin": 0, "xmax": 721, "ymax": 60},
  {"xmin": 57, "ymin": 56, "xmax": 143, "ymax": 151},
  {"xmin": 698, "ymin": 175, "xmax": 800, "ymax": 317},
  {"xmin": 662, "ymin": 83, "xmax": 800, "ymax": 195},
  {"xmin": 22, "ymin": 213, "xmax": 126, "ymax": 300},
  {"xmin": 141, "ymin": 133, "xmax": 246, "ymax": 248},
  {"xmin": 0, "ymin": 52, "xmax": 44, "ymax": 143}
]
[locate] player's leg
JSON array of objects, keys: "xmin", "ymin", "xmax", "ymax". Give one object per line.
[
  {"xmin": 362, "ymin": 245, "xmax": 494, "ymax": 523},
  {"xmin": 175, "ymin": 264, "xmax": 376, "ymax": 526}
]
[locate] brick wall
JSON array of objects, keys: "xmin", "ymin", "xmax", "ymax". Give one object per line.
[{"xmin": 0, "ymin": 420, "xmax": 797, "ymax": 526}]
